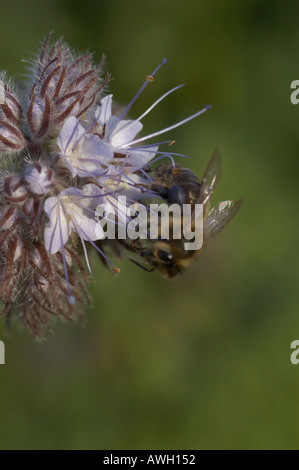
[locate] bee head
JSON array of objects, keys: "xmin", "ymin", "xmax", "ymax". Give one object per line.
[{"xmin": 142, "ymin": 242, "xmax": 181, "ymax": 279}]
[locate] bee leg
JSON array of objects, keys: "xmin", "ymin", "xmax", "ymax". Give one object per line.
[
  {"xmin": 128, "ymin": 258, "xmax": 155, "ymax": 273},
  {"xmin": 150, "ymin": 183, "xmax": 169, "ymax": 200}
]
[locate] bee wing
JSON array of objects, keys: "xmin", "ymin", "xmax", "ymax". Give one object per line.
[
  {"xmin": 198, "ymin": 148, "xmax": 222, "ymax": 204},
  {"xmin": 204, "ymin": 198, "xmax": 243, "ymax": 240}
]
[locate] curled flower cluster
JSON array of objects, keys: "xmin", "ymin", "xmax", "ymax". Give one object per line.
[{"xmin": 0, "ymin": 34, "xmax": 210, "ymax": 336}]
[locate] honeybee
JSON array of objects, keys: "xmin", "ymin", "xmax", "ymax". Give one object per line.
[
  {"xmin": 125, "ymin": 148, "xmax": 243, "ymax": 278},
  {"xmin": 151, "ymin": 147, "xmax": 222, "ymax": 207},
  {"xmin": 151, "ymin": 164, "xmax": 201, "ymax": 205}
]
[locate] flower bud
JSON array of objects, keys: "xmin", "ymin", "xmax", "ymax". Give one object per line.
[
  {"xmin": 0, "ymin": 205, "xmax": 18, "ymax": 231},
  {"xmin": 26, "ymin": 33, "xmax": 108, "ymax": 140},
  {"xmin": 24, "ymin": 163, "xmax": 55, "ymax": 196},
  {"xmin": 0, "ymin": 77, "xmax": 25, "ymax": 153},
  {"xmin": 3, "ymin": 175, "xmax": 27, "ymax": 202},
  {"xmin": 0, "ymin": 75, "xmax": 22, "ymax": 125},
  {"xmin": 0, "ymin": 120, "xmax": 25, "ymax": 153}
]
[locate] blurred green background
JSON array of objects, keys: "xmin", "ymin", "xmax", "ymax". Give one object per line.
[{"xmin": 0, "ymin": 0, "xmax": 299, "ymax": 450}]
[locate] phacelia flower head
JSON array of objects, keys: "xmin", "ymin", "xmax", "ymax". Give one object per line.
[{"xmin": 0, "ymin": 35, "xmax": 212, "ymax": 337}]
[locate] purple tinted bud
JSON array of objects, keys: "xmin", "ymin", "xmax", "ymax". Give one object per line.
[
  {"xmin": 0, "ymin": 76, "xmax": 25, "ymax": 152},
  {"xmin": 26, "ymin": 33, "xmax": 109, "ymax": 140},
  {"xmin": 0, "ymin": 205, "xmax": 18, "ymax": 231},
  {"xmin": 0, "ymin": 74, "xmax": 22, "ymax": 125},
  {"xmin": 3, "ymin": 175, "xmax": 27, "ymax": 202},
  {"xmin": 24, "ymin": 163, "xmax": 55, "ymax": 196},
  {"xmin": 0, "ymin": 121, "xmax": 26, "ymax": 152}
]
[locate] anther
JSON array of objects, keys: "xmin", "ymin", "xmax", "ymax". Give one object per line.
[
  {"xmin": 68, "ymin": 295, "xmax": 76, "ymax": 305},
  {"xmin": 119, "ymin": 57, "xmax": 167, "ymax": 120}
]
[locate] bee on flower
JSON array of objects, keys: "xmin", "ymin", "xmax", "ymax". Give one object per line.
[{"xmin": 0, "ymin": 33, "xmax": 239, "ymax": 337}]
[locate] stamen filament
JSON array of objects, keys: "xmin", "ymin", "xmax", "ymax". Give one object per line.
[
  {"xmin": 119, "ymin": 58, "xmax": 167, "ymax": 120},
  {"xmin": 112, "ymin": 84, "xmax": 185, "ymax": 140},
  {"xmin": 136, "ymin": 84, "xmax": 185, "ymax": 122},
  {"xmin": 74, "ymin": 222, "xmax": 118, "ymax": 269},
  {"xmin": 80, "ymin": 236, "xmax": 92, "ymax": 276},
  {"xmin": 58, "ymin": 207, "xmax": 76, "ymax": 305},
  {"xmin": 120, "ymin": 105, "xmax": 212, "ymax": 148}
]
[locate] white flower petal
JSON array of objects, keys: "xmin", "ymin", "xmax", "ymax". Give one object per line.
[
  {"xmin": 57, "ymin": 117, "xmax": 87, "ymax": 177},
  {"xmin": 58, "ymin": 117, "xmax": 115, "ymax": 177},
  {"xmin": 96, "ymin": 94, "xmax": 113, "ymax": 126},
  {"xmin": 127, "ymin": 146, "xmax": 158, "ymax": 169},
  {"xmin": 105, "ymin": 116, "xmax": 120, "ymax": 142},
  {"xmin": 44, "ymin": 185, "xmax": 105, "ymax": 254},
  {"xmin": 78, "ymin": 183, "xmax": 105, "ymax": 209},
  {"xmin": 75, "ymin": 135, "xmax": 114, "ymax": 177},
  {"xmin": 111, "ymin": 119, "xmax": 143, "ymax": 148},
  {"xmin": 70, "ymin": 204, "xmax": 99, "ymax": 242},
  {"xmin": 44, "ymin": 198, "xmax": 72, "ymax": 254},
  {"xmin": 82, "ymin": 134, "xmax": 113, "ymax": 159},
  {"xmin": 58, "ymin": 116, "xmax": 85, "ymax": 155},
  {"xmin": 44, "ymin": 195, "xmax": 59, "ymax": 216}
]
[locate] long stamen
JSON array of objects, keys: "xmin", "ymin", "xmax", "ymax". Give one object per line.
[
  {"xmin": 120, "ymin": 145, "xmax": 190, "ymax": 159},
  {"xmin": 111, "ymin": 167, "xmax": 144, "ymax": 186},
  {"xmin": 78, "ymin": 157, "xmax": 112, "ymax": 166},
  {"xmin": 127, "ymin": 140, "xmax": 172, "ymax": 148},
  {"xmin": 71, "ymin": 189, "xmax": 122, "ymax": 201},
  {"xmin": 58, "ymin": 207, "xmax": 76, "ymax": 305},
  {"xmin": 152, "ymin": 150, "xmax": 190, "ymax": 159},
  {"xmin": 74, "ymin": 221, "xmax": 119, "ymax": 270},
  {"xmin": 112, "ymin": 84, "xmax": 185, "ymax": 140},
  {"xmin": 146, "ymin": 154, "xmax": 176, "ymax": 167},
  {"xmin": 70, "ymin": 164, "xmax": 111, "ymax": 179},
  {"xmin": 119, "ymin": 58, "xmax": 167, "ymax": 120},
  {"xmin": 136, "ymin": 84, "xmax": 185, "ymax": 122},
  {"xmin": 79, "ymin": 236, "xmax": 92, "ymax": 276},
  {"xmin": 83, "ymin": 163, "xmax": 141, "ymax": 188},
  {"xmin": 120, "ymin": 105, "xmax": 212, "ymax": 148},
  {"xmin": 139, "ymin": 168, "xmax": 153, "ymax": 182}
]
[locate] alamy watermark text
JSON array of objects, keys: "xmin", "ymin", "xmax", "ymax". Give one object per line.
[
  {"xmin": 0, "ymin": 340, "xmax": 5, "ymax": 365},
  {"xmin": 95, "ymin": 197, "xmax": 204, "ymax": 250}
]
